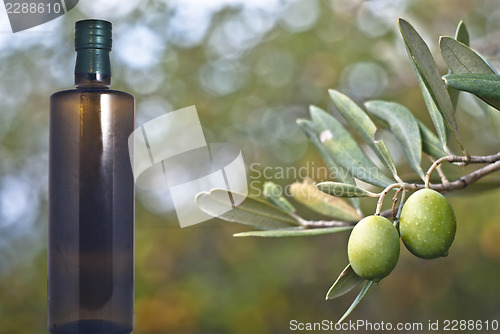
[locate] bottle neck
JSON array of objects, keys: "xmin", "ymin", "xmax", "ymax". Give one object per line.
[{"xmin": 75, "ymin": 48, "xmax": 111, "ymax": 88}]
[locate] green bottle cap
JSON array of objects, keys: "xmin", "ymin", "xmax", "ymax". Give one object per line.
[
  {"xmin": 75, "ymin": 19, "xmax": 112, "ymax": 51},
  {"xmin": 74, "ymin": 19, "xmax": 112, "ymax": 77}
]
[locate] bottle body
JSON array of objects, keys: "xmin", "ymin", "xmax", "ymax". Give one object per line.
[{"xmin": 48, "ymin": 88, "xmax": 135, "ymax": 334}]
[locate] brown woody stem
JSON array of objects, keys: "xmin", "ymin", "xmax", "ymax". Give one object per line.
[{"xmin": 306, "ymin": 152, "xmax": 500, "ymax": 228}]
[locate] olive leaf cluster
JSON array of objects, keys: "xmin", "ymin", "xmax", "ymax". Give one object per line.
[{"xmin": 196, "ymin": 18, "xmax": 500, "ymax": 322}]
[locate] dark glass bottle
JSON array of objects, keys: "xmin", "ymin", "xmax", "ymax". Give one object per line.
[{"xmin": 48, "ymin": 20, "xmax": 134, "ymax": 334}]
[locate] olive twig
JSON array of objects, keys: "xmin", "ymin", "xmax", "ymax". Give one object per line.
[
  {"xmin": 392, "ymin": 187, "xmax": 403, "ymax": 221},
  {"xmin": 425, "ymin": 156, "xmax": 453, "ymax": 188},
  {"xmin": 393, "ymin": 189, "xmax": 406, "ymax": 228},
  {"xmin": 375, "ymin": 183, "xmax": 402, "ymax": 215},
  {"xmin": 394, "ymin": 173, "xmax": 404, "ymax": 185},
  {"xmin": 302, "ymin": 219, "xmax": 356, "ymax": 228},
  {"xmin": 303, "ymin": 208, "xmax": 394, "ymax": 228},
  {"xmin": 424, "ymin": 152, "xmax": 500, "ymax": 188},
  {"xmin": 429, "ymin": 156, "xmax": 449, "ymax": 186},
  {"xmin": 304, "ymin": 153, "xmax": 500, "ymax": 229}
]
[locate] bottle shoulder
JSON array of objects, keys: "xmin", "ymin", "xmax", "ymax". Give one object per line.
[{"xmin": 50, "ymin": 89, "xmax": 134, "ymax": 100}]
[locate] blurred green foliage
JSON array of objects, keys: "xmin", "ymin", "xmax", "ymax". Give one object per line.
[{"xmin": 0, "ymin": 0, "xmax": 499, "ymax": 333}]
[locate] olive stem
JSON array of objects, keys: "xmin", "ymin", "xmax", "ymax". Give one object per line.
[
  {"xmin": 375, "ymin": 183, "xmax": 403, "ymax": 215},
  {"xmin": 425, "ymin": 152, "xmax": 500, "ymax": 188},
  {"xmin": 394, "ymin": 189, "xmax": 406, "ymax": 227},
  {"xmin": 394, "ymin": 173, "xmax": 404, "ymax": 184},
  {"xmin": 429, "ymin": 156, "xmax": 450, "ymax": 186},
  {"xmin": 305, "ymin": 152, "xmax": 500, "ymax": 229},
  {"xmin": 304, "ymin": 208, "xmax": 394, "ymax": 228},
  {"xmin": 435, "ymin": 163, "xmax": 450, "ymax": 186},
  {"xmin": 302, "ymin": 219, "xmax": 355, "ymax": 228},
  {"xmin": 391, "ymin": 187, "xmax": 403, "ymax": 221},
  {"xmin": 292, "ymin": 210, "xmax": 357, "ymax": 227},
  {"xmin": 414, "ymin": 159, "xmax": 500, "ymax": 192},
  {"xmin": 425, "ymin": 156, "xmax": 452, "ymax": 188}
]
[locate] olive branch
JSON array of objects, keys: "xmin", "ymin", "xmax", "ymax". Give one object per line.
[
  {"xmin": 303, "ymin": 151, "xmax": 500, "ymax": 229},
  {"xmin": 373, "ymin": 152, "xmax": 500, "ymax": 217},
  {"xmin": 195, "ymin": 19, "xmax": 500, "ymax": 322}
]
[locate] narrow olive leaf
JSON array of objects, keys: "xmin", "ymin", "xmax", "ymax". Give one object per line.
[
  {"xmin": 234, "ymin": 226, "xmax": 353, "ymax": 238},
  {"xmin": 417, "ymin": 120, "xmax": 449, "ymax": 158},
  {"xmin": 455, "ymin": 20, "xmax": 469, "ymax": 47},
  {"xmin": 309, "ymin": 106, "xmax": 394, "ymax": 188},
  {"xmin": 289, "ymin": 181, "xmax": 362, "ymax": 221},
  {"xmin": 296, "ymin": 119, "xmax": 361, "ymax": 211},
  {"xmin": 365, "ymin": 101, "xmax": 425, "ymax": 180},
  {"xmin": 195, "ymin": 189, "xmax": 300, "ymax": 228},
  {"xmin": 399, "ymin": 18, "xmax": 463, "ymax": 150},
  {"xmin": 443, "ymin": 73, "xmax": 500, "ymax": 109},
  {"xmin": 326, "ymin": 264, "xmax": 365, "ymax": 300},
  {"xmin": 337, "ymin": 280, "xmax": 374, "ymax": 324},
  {"xmin": 296, "ymin": 119, "xmax": 357, "ymax": 186},
  {"xmin": 328, "ymin": 89, "xmax": 398, "ymax": 180},
  {"xmin": 400, "ymin": 21, "xmax": 446, "ymax": 145},
  {"xmin": 439, "ymin": 37, "xmax": 495, "ymax": 74},
  {"xmin": 263, "ymin": 182, "xmax": 295, "ymax": 213},
  {"xmin": 439, "ymin": 37, "xmax": 500, "ymax": 110},
  {"xmin": 316, "ymin": 182, "xmax": 377, "ymax": 198},
  {"xmin": 448, "ymin": 21, "xmax": 470, "ymax": 109},
  {"xmin": 416, "ymin": 68, "xmax": 449, "ymax": 148}
]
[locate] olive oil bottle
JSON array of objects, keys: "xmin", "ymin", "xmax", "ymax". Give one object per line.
[{"xmin": 48, "ymin": 20, "xmax": 134, "ymax": 334}]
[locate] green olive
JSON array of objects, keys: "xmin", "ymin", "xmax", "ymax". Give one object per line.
[
  {"xmin": 399, "ymin": 189, "xmax": 456, "ymax": 259},
  {"xmin": 348, "ymin": 215, "xmax": 400, "ymax": 281}
]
